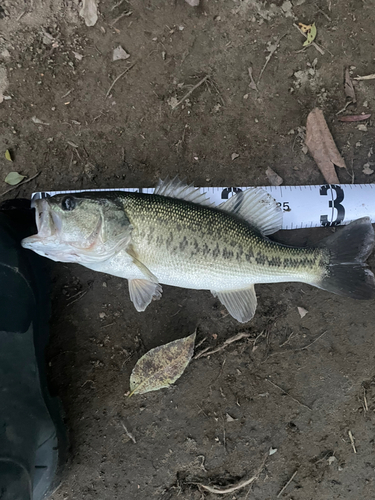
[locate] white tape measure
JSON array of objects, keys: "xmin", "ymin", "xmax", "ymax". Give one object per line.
[{"xmin": 32, "ymin": 183, "xmax": 375, "ymax": 230}]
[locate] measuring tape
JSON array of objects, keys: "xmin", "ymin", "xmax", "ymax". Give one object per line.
[{"xmin": 32, "ymin": 183, "xmax": 375, "ymax": 230}]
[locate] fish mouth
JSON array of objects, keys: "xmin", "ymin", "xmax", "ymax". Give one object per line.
[{"xmin": 21, "ymin": 199, "xmax": 61, "ymax": 251}]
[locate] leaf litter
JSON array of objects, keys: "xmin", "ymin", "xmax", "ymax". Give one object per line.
[
  {"xmin": 305, "ymin": 108, "xmax": 347, "ymax": 184},
  {"xmin": 4, "ymin": 172, "xmax": 26, "ymax": 185},
  {"xmin": 129, "ymin": 332, "xmax": 196, "ymax": 395},
  {"xmin": 338, "ymin": 114, "xmax": 371, "ymax": 122}
]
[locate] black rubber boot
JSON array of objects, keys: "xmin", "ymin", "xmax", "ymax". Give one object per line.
[{"xmin": 0, "ymin": 200, "xmax": 66, "ymax": 500}]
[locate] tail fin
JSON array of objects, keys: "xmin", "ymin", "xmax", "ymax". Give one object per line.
[{"xmin": 318, "ymin": 217, "xmax": 375, "ymax": 300}]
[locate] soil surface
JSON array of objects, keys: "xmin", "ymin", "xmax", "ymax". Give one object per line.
[{"xmin": 1, "ymin": 1, "xmax": 375, "ymax": 499}]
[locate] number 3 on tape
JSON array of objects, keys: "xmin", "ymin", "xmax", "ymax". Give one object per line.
[{"xmin": 320, "ymin": 184, "xmax": 345, "ymax": 227}]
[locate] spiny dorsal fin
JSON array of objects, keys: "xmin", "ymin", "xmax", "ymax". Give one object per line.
[
  {"xmin": 212, "ymin": 285, "xmax": 257, "ymax": 323},
  {"xmin": 154, "ymin": 177, "xmax": 213, "ymax": 206},
  {"xmin": 218, "ymin": 188, "xmax": 282, "ymax": 236}
]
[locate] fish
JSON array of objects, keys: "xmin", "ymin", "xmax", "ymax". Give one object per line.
[{"xmin": 22, "ymin": 178, "xmax": 375, "ymax": 323}]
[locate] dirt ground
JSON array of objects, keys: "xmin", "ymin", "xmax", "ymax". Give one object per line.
[{"xmin": 1, "ymin": 0, "xmax": 375, "ymax": 498}]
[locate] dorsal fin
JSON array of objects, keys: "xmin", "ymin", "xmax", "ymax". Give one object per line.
[
  {"xmin": 218, "ymin": 188, "xmax": 282, "ymax": 236},
  {"xmin": 154, "ymin": 177, "xmax": 213, "ymax": 206}
]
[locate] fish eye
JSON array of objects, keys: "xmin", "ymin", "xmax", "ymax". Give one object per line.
[{"xmin": 61, "ymin": 196, "xmax": 76, "ymax": 211}]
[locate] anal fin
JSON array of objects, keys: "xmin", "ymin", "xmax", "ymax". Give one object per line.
[
  {"xmin": 129, "ymin": 279, "xmax": 163, "ymax": 312},
  {"xmin": 213, "ymin": 285, "xmax": 257, "ymax": 323}
]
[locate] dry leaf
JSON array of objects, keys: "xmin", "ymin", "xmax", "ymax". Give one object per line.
[
  {"xmin": 305, "ymin": 108, "xmax": 347, "ymax": 184},
  {"xmin": 129, "ymin": 332, "xmax": 196, "ymax": 395},
  {"xmin": 266, "ymin": 167, "xmax": 283, "ymax": 186},
  {"xmin": 112, "ymin": 45, "xmax": 130, "ymax": 62},
  {"xmin": 362, "ymin": 163, "xmax": 374, "ymax": 175},
  {"xmin": 338, "ymin": 114, "xmax": 371, "ymax": 122},
  {"xmin": 298, "ymin": 22, "xmax": 312, "ymax": 33},
  {"xmin": 344, "ymin": 68, "xmax": 356, "ymax": 103},
  {"xmin": 297, "ymin": 306, "xmax": 308, "ymax": 318},
  {"xmin": 5, "ymin": 172, "xmax": 26, "ymax": 185},
  {"xmin": 303, "ymin": 23, "xmax": 317, "ymax": 47}
]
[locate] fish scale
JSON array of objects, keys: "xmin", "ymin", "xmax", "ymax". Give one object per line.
[{"xmin": 123, "ymin": 193, "xmax": 326, "ymax": 290}]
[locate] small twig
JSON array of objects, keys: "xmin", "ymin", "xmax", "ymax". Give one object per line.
[
  {"xmin": 293, "ymin": 23, "xmax": 325, "ymax": 55},
  {"xmin": 111, "ymin": 0, "xmax": 124, "ymax": 10},
  {"xmin": 315, "ymin": 4, "xmax": 332, "ymax": 21},
  {"xmin": 198, "ymin": 454, "xmax": 267, "ymax": 495},
  {"xmin": 266, "ymin": 379, "xmax": 312, "ymax": 411},
  {"xmin": 195, "ymin": 336, "xmax": 207, "ymax": 350},
  {"xmin": 194, "ymin": 332, "xmax": 250, "ymax": 359},
  {"xmin": 0, "ymin": 172, "xmax": 40, "ymax": 197},
  {"xmin": 67, "ymin": 289, "xmax": 88, "ymax": 306},
  {"xmin": 61, "ymin": 89, "xmax": 72, "ymax": 99},
  {"xmin": 248, "ymin": 66, "xmax": 259, "ymax": 92},
  {"xmin": 101, "ymin": 322, "xmax": 115, "ymax": 329},
  {"xmin": 336, "ymin": 101, "xmax": 353, "ymax": 116},
  {"xmin": 172, "ymin": 75, "xmax": 210, "ymax": 109},
  {"xmin": 363, "ymin": 387, "xmax": 369, "ymax": 412},
  {"xmin": 295, "ymin": 330, "xmax": 327, "ymax": 351},
  {"xmin": 222, "ymin": 416, "xmax": 227, "ymax": 453},
  {"xmin": 106, "ymin": 61, "xmax": 137, "ymax": 98},
  {"xmin": 277, "ymin": 470, "xmax": 298, "ymax": 498},
  {"xmin": 257, "ymin": 34, "xmax": 286, "ymax": 85},
  {"xmin": 121, "ymin": 421, "xmax": 136, "ymax": 444},
  {"xmin": 348, "ymin": 430, "xmax": 357, "ymax": 453},
  {"xmin": 279, "ymin": 331, "xmax": 295, "ymax": 348},
  {"xmin": 110, "ymin": 11, "xmax": 132, "ymax": 27}
]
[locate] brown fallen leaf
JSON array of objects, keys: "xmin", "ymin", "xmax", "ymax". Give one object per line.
[
  {"xmin": 266, "ymin": 167, "xmax": 283, "ymax": 186},
  {"xmin": 344, "ymin": 68, "xmax": 356, "ymax": 103},
  {"xmin": 129, "ymin": 332, "xmax": 196, "ymax": 395},
  {"xmin": 305, "ymin": 108, "xmax": 347, "ymax": 184},
  {"xmin": 338, "ymin": 114, "xmax": 371, "ymax": 122}
]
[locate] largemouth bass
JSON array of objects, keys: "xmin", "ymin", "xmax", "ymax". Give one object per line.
[{"xmin": 22, "ymin": 178, "xmax": 375, "ymax": 322}]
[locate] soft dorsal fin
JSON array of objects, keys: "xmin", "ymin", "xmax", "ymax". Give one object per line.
[
  {"xmin": 154, "ymin": 177, "xmax": 212, "ymax": 206},
  {"xmin": 218, "ymin": 188, "xmax": 282, "ymax": 236}
]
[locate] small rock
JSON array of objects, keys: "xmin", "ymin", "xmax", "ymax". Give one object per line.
[
  {"xmin": 269, "ymin": 447, "xmax": 278, "ymax": 456},
  {"xmin": 357, "ymin": 124, "xmax": 367, "ymax": 132},
  {"xmin": 113, "ymin": 45, "xmax": 130, "ymax": 62},
  {"xmin": 266, "ymin": 167, "xmax": 283, "ymax": 186},
  {"xmin": 231, "ymin": 153, "xmax": 239, "ymax": 160},
  {"xmin": 185, "ymin": 0, "xmax": 199, "ymax": 5},
  {"xmin": 73, "ymin": 51, "xmax": 83, "ymax": 61},
  {"xmin": 0, "ymin": 49, "xmax": 11, "ymax": 60},
  {"xmin": 99, "ymin": 312, "xmax": 106, "ymax": 319},
  {"xmin": 362, "ymin": 163, "xmax": 374, "ymax": 175},
  {"xmin": 297, "ymin": 307, "xmax": 308, "ymax": 319},
  {"xmin": 79, "ymin": 0, "xmax": 98, "ymax": 27}
]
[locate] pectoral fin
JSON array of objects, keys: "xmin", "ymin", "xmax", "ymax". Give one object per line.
[
  {"xmin": 212, "ymin": 285, "xmax": 257, "ymax": 323},
  {"xmin": 126, "ymin": 245, "xmax": 159, "ymax": 283},
  {"xmin": 129, "ymin": 279, "xmax": 163, "ymax": 312}
]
